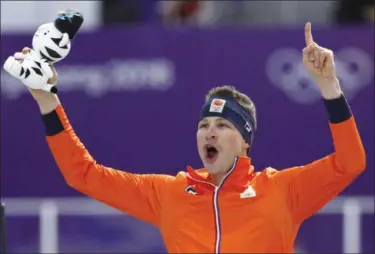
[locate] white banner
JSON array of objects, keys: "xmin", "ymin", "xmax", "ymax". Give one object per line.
[{"xmin": 1, "ymin": 1, "xmax": 101, "ymax": 33}]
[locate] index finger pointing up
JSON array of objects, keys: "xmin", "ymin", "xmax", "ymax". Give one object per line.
[{"xmin": 305, "ymin": 22, "xmax": 313, "ymax": 45}]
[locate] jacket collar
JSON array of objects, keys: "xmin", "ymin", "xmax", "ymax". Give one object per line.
[{"xmin": 186, "ymin": 156, "xmax": 255, "ymax": 193}]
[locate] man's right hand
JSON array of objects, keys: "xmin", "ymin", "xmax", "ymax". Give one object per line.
[{"xmin": 18, "ymin": 47, "xmax": 61, "ymax": 114}]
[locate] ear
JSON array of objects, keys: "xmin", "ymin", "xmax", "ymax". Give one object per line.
[
  {"xmin": 242, "ymin": 139, "xmax": 250, "ymax": 151},
  {"xmin": 244, "ymin": 142, "xmax": 250, "ymax": 150},
  {"xmin": 59, "ymin": 33, "xmax": 70, "ymax": 47},
  {"xmin": 240, "ymin": 140, "xmax": 250, "ymax": 157}
]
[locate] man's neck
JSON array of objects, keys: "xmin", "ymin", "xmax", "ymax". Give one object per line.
[
  {"xmin": 212, "ymin": 172, "xmax": 226, "ymax": 186},
  {"xmin": 211, "ymin": 153, "xmax": 248, "ymax": 185}
]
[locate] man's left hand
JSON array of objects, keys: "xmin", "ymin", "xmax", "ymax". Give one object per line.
[{"xmin": 302, "ymin": 22, "xmax": 342, "ymax": 99}]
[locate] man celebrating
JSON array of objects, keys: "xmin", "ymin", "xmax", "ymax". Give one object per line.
[{"xmin": 5, "ymin": 22, "xmax": 365, "ymax": 253}]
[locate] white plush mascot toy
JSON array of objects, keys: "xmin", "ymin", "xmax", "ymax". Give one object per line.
[{"xmin": 3, "ymin": 10, "xmax": 84, "ymax": 94}]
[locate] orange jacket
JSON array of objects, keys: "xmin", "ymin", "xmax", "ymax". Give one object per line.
[{"xmin": 46, "ymin": 104, "xmax": 366, "ymax": 253}]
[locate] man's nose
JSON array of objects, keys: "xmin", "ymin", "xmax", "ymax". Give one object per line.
[{"xmin": 205, "ymin": 128, "xmax": 217, "ymax": 140}]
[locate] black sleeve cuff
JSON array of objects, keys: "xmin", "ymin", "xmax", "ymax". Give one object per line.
[
  {"xmin": 323, "ymin": 94, "xmax": 352, "ymax": 123},
  {"xmin": 41, "ymin": 109, "xmax": 65, "ymax": 136}
]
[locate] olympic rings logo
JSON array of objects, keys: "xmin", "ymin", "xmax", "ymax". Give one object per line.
[{"xmin": 265, "ymin": 47, "xmax": 374, "ymax": 104}]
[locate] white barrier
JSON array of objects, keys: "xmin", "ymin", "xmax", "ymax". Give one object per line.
[{"xmin": 2, "ymin": 196, "xmax": 374, "ymax": 253}]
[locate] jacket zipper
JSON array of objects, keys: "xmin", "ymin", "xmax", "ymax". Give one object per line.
[
  {"xmin": 212, "ymin": 157, "xmax": 238, "ymax": 254},
  {"xmin": 187, "ymin": 157, "xmax": 238, "ymax": 254},
  {"xmin": 213, "ymin": 186, "xmax": 221, "ymax": 253}
]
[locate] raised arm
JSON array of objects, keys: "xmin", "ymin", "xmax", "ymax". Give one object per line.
[
  {"xmin": 43, "ymin": 104, "xmax": 173, "ymax": 227},
  {"xmin": 271, "ymin": 23, "xmax": 366, "ymax": 223},
  {"xmin": 21, "ymin": 50, "xmax": 173, "ymax": 227},
  {"xmin": 272, "ymin": 94, "xmax": 365, "ymax": 222}
]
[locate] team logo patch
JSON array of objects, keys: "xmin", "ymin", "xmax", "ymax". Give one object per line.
[
  {"xmin": 185, "ymin": 185, "xmax": 198, "ymax": 195},
  {"xmin": 209, "ymin": 99, "xmax": 226, "ymax": 113},
  {"xmin": 240, "ymin": 185, "xmax": 256, "ymax": 199}
]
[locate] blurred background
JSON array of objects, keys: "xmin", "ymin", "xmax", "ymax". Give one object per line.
[{"xmin": 0, "ymin": 0, "xmax": 374, "ymax": 253}]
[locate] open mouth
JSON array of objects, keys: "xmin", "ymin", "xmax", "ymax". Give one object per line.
[{"xmin": 204, "ymin": 144, "xmax": 219, "ymax": 164}]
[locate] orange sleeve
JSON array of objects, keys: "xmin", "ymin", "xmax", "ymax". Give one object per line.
[
  {"xmin": 272, "ymin": 116, "xmax": 366, "ymax": 223},
  {"xmin": 45, "ymin": 104, "xmax": 173, "ymax": 227}
]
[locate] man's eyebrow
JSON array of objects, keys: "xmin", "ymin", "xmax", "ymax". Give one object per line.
[{"xmin": 198, "ymin": 119, "xmax": 207, "ymax": 125}]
